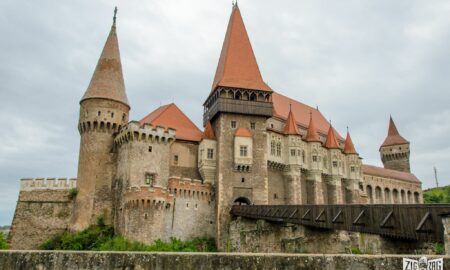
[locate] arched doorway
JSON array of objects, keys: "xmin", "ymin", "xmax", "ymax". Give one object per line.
[{"xmin": 234, "ymin": 197, "xmax": 251, "ymax": 205}]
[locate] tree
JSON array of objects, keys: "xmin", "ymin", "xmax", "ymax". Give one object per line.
[{"xmin": 0, "ymin": 232, "xmax": 8, "ymax": 249}]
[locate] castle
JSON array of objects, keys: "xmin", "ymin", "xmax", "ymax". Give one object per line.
[{"xmin": 9, "ymin": 5, "xmax": 423, "ymax": 250}]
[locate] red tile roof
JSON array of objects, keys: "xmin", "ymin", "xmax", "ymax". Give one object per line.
[
  {"xmin": 344, "ymin": 131, "xmax": 358, "ymax": 154},
  {"xmin": 362, "ymin": 164, "xmax": 420, "ymax": 183},
  {"xmin": 235, "ymin": 127, "xmax": 252, "ymax": 137},
  {"xmin": 381, "ymin": 116, "xmax": 409, "ymax": 148},
  {"xmin": 211, "ymin": 5, "xmax": 271, "ymax": 92},
  {"xmin": 81, "ymin": 21, "xmax": 129, "ymax": 107},
  {"xmin": 203, "ymin": 121, "xmax": 216, "ymax": 140},
  {"xmin": 272, "ymin": 92, "xmax": 342, "ymax": 140},
  {"xmin": 324, "ymin": 126, "xmax": 340, "ymax": 149},
  {"xmin": 140, "ymin": 103, "xmax": 202, "ymax": 142},
  {"xmin": 283, "ymin": 108, "xmax": 300, "ymax": 135},
  {"xmin": 305, "ymin": 113, "xmax": 321, "ymax": 142}
]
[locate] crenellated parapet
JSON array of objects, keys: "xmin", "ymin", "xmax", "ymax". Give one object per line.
[
  {"xmin": 168, "ymin": 177, "xmax": 214, "ymax": 201},
  {"xmin": 114, "ymin": 121, "xmax": 176, "ymax": 146},
  {"xmin": 78, "ymin": 120, "xmax": 123, "ymax": 134},
  {"xmin": 20, "ymin": 177, "xmax": 77, "ymax": 191},
  {"xmin": 123, "ymin": 186, "xmax": 174, "ymax": 209}
]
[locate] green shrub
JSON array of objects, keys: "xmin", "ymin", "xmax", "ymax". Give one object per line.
[
  {"xmin": 423, "ymin": 186, "xmax": 450, "ymax": 204},
  {"xmin": 0, "ymin": 232, "xmax": 8, "ymax": 249},
  {"xmin": 68, "ymin": 188, "xmax": 78, "ymax": 200},
  {"xmin": 435, "ymin": 243, "xmax": 445, "ymax": 255},
  {"xmin": 351, "ymin": 246, "xmax": 362, "ymax": 254}
]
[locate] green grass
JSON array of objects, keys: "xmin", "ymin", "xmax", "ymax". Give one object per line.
[
  {"xmin": 0, "ymin": 232, "xmax": 8, "ymax": 249},
  {"xmin": 41, "ymin": 222, "xmax": 216, "ymax": 252},
  {"xmin": 423, "ymin": 185, "xmax": 450, "ymax": 204}
]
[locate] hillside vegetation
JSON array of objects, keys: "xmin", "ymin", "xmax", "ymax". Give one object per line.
[{"xmin": 423, "ymin": 185, "xmax": 450, "ymax": 204}]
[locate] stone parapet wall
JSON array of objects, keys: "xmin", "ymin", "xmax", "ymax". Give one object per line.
[
  {"xmin": 114, "ymin": 121, "xmax": 176, "ymax": 146},
  {"xmin": 168, "ymin": 177, "xmax": 213, "ymax": 200},
  {"xmin": 0, "ymin": 251, "xmax": 449, "ymax": 270},
  {"xmin": 20, "ymin": 178, "xmax": 76, "ymax": 191}
]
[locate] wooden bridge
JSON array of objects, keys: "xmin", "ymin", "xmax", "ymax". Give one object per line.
[{"xmin": 230, "ymin": 204, "xmax": 450, "ymax": 242}]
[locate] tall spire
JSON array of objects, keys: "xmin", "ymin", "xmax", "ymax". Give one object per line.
[
  {"xmin": 211, "ymin": 5, "xmax": 271, "ymax": 92},
  {"xmin": 344, "ymin": 131, "xmax": 358, "ymax": 154},
  {"xmin": 283, "ymin": 106, "xmax": 300, "ymax": 135},
  {"xmin": 380, "ymin": 116, "xmax": 409, "ymax": 147},
  {"xmin": 324, "ymin": 125, "xmax": 340, "ymax": 149},
  {"xmin": 305, "ymin": 112, "xmax": 321, "ymax": 142},
  {"xmin": 81, "ymin": 7, "xmax": 129, "ymax": 107}
]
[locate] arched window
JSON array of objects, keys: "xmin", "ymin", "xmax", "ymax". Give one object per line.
[
  {"xmin": 250, "ymin": 93, "xmax": 257, "ymax": 101},
  {"xmin": 234, "ymin": 91, "xmax": 241, "ymax": 100}
]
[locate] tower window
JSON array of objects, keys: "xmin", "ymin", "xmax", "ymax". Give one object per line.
[
  {"xmin": 122, "ymin": 113, "xmax": 126, "ymax": 121},
  {"xmin": 148, "ymin": 146, "xmax": 152, "ymax": 152},
  {"xmin": 274, "ymin": 193, "xmax": 278, "ymax": 199},
  {"xmin": 240, "ymin": 146, "xmax": 248, "ymax": 157},
  {"xmin": 231, "ymin": 121, "xmax": 237, "ymax": 128},
  {"xmin": 241, "ymin": 178, "xmax": 245, "ymax": 183},
  {"xmin": 174, "ymin": 155, "xmax": 179, "ymax": 165},
  {"xmin": 250, "ymin": 122, "xmax": 256, "ymax": 130},
  {"xmin": 98, "ymin": 111, "xmax": 101, "ymax": 116},
  {"xmin": 332, "ymin": 161, "xmax": 338, "ymax": 168},
  {"xmin": 312, "ymin": 155, "xmax": 317, "ymax": 162},
  {"xmin": 207, "ymin": 148, "xmax": 214, "ymax": 159},
  {"xmin": 111, "ymin": 112, "xmax": 114, "ymax": 118},
  {"xmin": 145, "ymin": 173, "xmax": 155, "ymax": 186},
  {"xmin": 351, "ymin": 166, "xmax": 355, "ymax": 172},
  {"xmin": 290, "ymin": 149, "xmax": 296, "ymax": 156}
]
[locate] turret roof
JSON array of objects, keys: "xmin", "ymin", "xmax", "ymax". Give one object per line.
[
  {"xmin": 305, "ymin": 113, "xmax": 321, "ymax": 142},
  {"xmin": 344, "ymin": 131, "xmax": 358, "ymax": 154},
  {"xmin": 81, "ymin": 14, "xmax": 129, "ymax": 107},
  {"xmin": 283, "ymin": 107, "xmax": 300, "ymax": 135},
  {"xmin": 140, "ymin": 103, "xmax": 202, "ymax": 142},
  {"xmin": 211, "ymin": 5, "xmax": 271, "ymax": 92},
  {"xmin": 324, "ymin": 125, "xmax": 340, "ymax": 149},
  {"xmin": 380, "ymin": 116, "xmax": 409, "ymax": 148}
]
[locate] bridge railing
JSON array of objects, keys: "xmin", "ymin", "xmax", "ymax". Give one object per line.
[{"xmin": 230, "ymin": 204, "xmax": 450, "ymax": 242}]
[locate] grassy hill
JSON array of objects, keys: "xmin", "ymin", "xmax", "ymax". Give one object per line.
[{"xmin": 423, "ymin": 185, "xmax": 450, "ymax": 204}]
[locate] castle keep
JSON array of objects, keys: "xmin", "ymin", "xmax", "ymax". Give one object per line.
[{"xmin": 9, "ymin": 5, "xmax": 423, "ymax": 250}]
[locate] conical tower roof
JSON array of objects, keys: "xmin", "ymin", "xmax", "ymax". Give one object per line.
[
  {"xmin": 305, "ymin": 113, "xmax": 321, "ymax": 142},
  {"xmin": 324, "ymin": 125, "xmax": 340, "ymax": 149},
  {"xmin": 81, "ymin": 10, "xmax": 129, "ymax": 107},
  {"xmin": 344, "ymin": 131, "xmax": 358, "ymax": 154},
  {"xmin": 211, "ymin": 4, "xmax": 271, "ymax": 92},
  {"xmin": 203, "ymin": 121, "xmax": 216, "ymax": 140},
  {"xmin": 283, "ymin": 107, "xmax": 300, "ymax": 135},
  {"xmin": 380, "ymin": 116, "xmax": 409, "ymax": 147}
]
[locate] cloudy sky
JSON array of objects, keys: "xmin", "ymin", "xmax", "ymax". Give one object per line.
[{"xmin": 1, "ymin": 0, "xmax": 449, "ymax": 225}]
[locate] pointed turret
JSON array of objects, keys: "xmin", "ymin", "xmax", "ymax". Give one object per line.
[
  {"xmin": 203, "ymin": 121, "xmax": 216, "ymax": 140},
  {"xmin": 283, "ymin": 107, "xmax": 300, "ymax": 135},
  {"xmin": 344, "ymin": 131, "xmax": 358, "ymax": 154},
  {"xmin": 211, "ymin": 4, "xmax": 271, "ymax": 92},
  {"xmin": 81, "ymin": 11, "xmax": 129, "ymax": 107},
  {"xmin": 325, "ymin": 125, "xmax": 340, "ymax": 149},
  {"xmin": 305, "ymin": 113, "xmax": 321, "ymax": 142},
  {"xmin": 380, "ymin": 116, "xmax": 409, "ymax": 148}
]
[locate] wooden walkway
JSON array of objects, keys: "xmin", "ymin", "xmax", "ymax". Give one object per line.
[{"xmin": 230, "ymin": 204, "xmax": 450, "ymax": 242}]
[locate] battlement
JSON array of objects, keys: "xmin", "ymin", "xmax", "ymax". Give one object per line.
[
  {"xmin": 20, "ymin": 178, "xmax": 77, "ymax": 191},
  {"xmin": 78, "ymin": 120, "xmax": 123, "ymax": 134},
  {"xmin": 114, "ymin": 121, "xmax": 176, "ymax": 146},
  {"xmin": 168, "ymin": 177, "xmax": 213, "ymax": 200},
  {"xmin": 123, "ymin": 185, "xmax": 174, "ymax": 209}
]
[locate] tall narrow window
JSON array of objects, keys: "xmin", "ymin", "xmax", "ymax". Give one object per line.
[
  {"xmin": 312, "ymin": 155, "xmax": 317, "ymax": 162},
  {"xmin": 240, "ymin": 146, "xmax": 248, "ymax": 157},
  {"xmin": 231, "ymin": 121, "xmax": 236, "ymax": 128},
  {"xmin": 148, "ymin": 146, "xmax": 152, "ymax": 152},
  {"xmin": 332, "ymin": 161, "xmax": 338, "ymax": 168},
  {"xmin": 98, "ymin": 111, "xmax": 101, "ymax": 116},
  {"xmin": 276, "ymin": 143, "xmax": 281, "ymax": 156},
  {"xmin": 174, "ymin": 155, "xmax": 179, "ymax": 165},
  {"xmin": 250, "ymin": 122, "xmax": 256, "ymax": 130},
  {"xmin": 290, "ymin": 149, "xmax": 296, "ymax": 156},
  {"xmin": 145, "ymin": 174, "xmax": 155, "ymax": 186},
  {"xmin": 302, "ymin": 151, "xmax": 305, "ymax": 163},
  {"xmin": 111, "ymin": 112, "xmax": 114, "ymax": 118},
  {"xmin": 207, "ymin": 148, "xmax": 214, "ymax": 159},
  {"xmin": 270, "ymin": 141, "xmax": 275, "ymax": 155},
  {"xmin": 351, "ymin": 166, "xmax": 355, "ymax": 172}
]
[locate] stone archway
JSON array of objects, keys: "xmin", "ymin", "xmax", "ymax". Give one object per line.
[{"xmin": 234, "ymin": 197, "xmax": 251, "ymax": 205}]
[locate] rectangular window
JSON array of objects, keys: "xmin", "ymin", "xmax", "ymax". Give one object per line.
[
  {"xmin": 240, "ymin": 146, "xmax": 248, "ymax": 157},
  {"xmin": 276, "ymin": 143, "xmax": 281, "ymax": 156},
  {"xmin": 231, "ymin": 121, "xmax": 236, "ymax": 128},
  {"xmin": 145, "ymin": 174, "xmax": 155, "ymax": 186},
  {"xmin": 174, "ymin": 155, "xmax": 179, "ymax": 165},
  {"xmin": 332, "ymin": 161, "xmax": 338, "ymax": 168},
  {"xmin": 290, "ymin": 149, "xmax": 296, "ymax": 156},
  {"xmin": 270, "ymin": 141, "xmax": 275, "ymax": 155},
  {"xmin": 148, "ymin": 146, "xmax": 152, "ymax": 152},
  {"xmin": 207, "ymin": 148, "xmax": 214, "ymax": 159},
  {"xmin": 250, "ymin": 122, "xmax": 256, "ymax": 130},
  {"xmin": 312, "ymin": 155, "xmax": 317, "ymax": 162},
  {"xmin": 351, "ymin": 166, "xmax": 355, "ymax": 172}
]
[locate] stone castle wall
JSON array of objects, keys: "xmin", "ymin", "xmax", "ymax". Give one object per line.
[
  {"xmin": 9, "ymin": 178, "xmax": 76, "ymax": 250},
  {"xmin": 170, "ymin": 141, "xmax": 202, "ymax": 180}
]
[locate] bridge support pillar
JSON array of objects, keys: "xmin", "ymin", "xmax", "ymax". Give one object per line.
[
  {"xmin": 444, "ymin": 215, "xmax": 450, "ymax": 255},
  {"xmin": 306, "ymin": 171, "xmax": 324, "ymax": 204},
  {"xmin": 284, "ymin": 165, "xmax": 301, "ymax": 204}
]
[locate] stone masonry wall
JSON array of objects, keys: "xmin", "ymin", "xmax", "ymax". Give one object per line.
[
  {"xmin": 229, "ymin": 217, "xmax": 438, "ymax": 255},
  {"xmin": 9, "ymin": 180, "xmax": 75, "ymax": 249},
  {"xmin": 1, "ymin": 251, "xmax": 449, "ymax": 270}
]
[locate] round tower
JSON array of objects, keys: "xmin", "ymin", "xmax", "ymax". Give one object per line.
[
  {"xmin": 379, "ymin": 116, "xmax": 410, "ymax": 173},
  {"xmin": 72, "ymin": 9, "xmax": 130, "ymax": 231}
]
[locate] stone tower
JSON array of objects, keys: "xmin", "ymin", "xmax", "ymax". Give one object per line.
[
  {"xmin": 379, "ymin": 116, "xmax": 410, "ymax": 173},
  {"xmin": 203, "ymin": 4, "xmax": 273, "ymax": 249},
  {"xmin": 72, "ymin": 10, "xmax": 130, "ymax": 231}
]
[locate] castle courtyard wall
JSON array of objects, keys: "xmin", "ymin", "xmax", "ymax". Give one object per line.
[{"xmin": 169, "ymin": 141, "xmax": 201, "ymax": 180}]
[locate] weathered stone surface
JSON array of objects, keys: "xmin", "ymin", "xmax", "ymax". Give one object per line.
[{"xmin": 0, "ymin": 251, "xmax": 449, "ymax": 270}]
